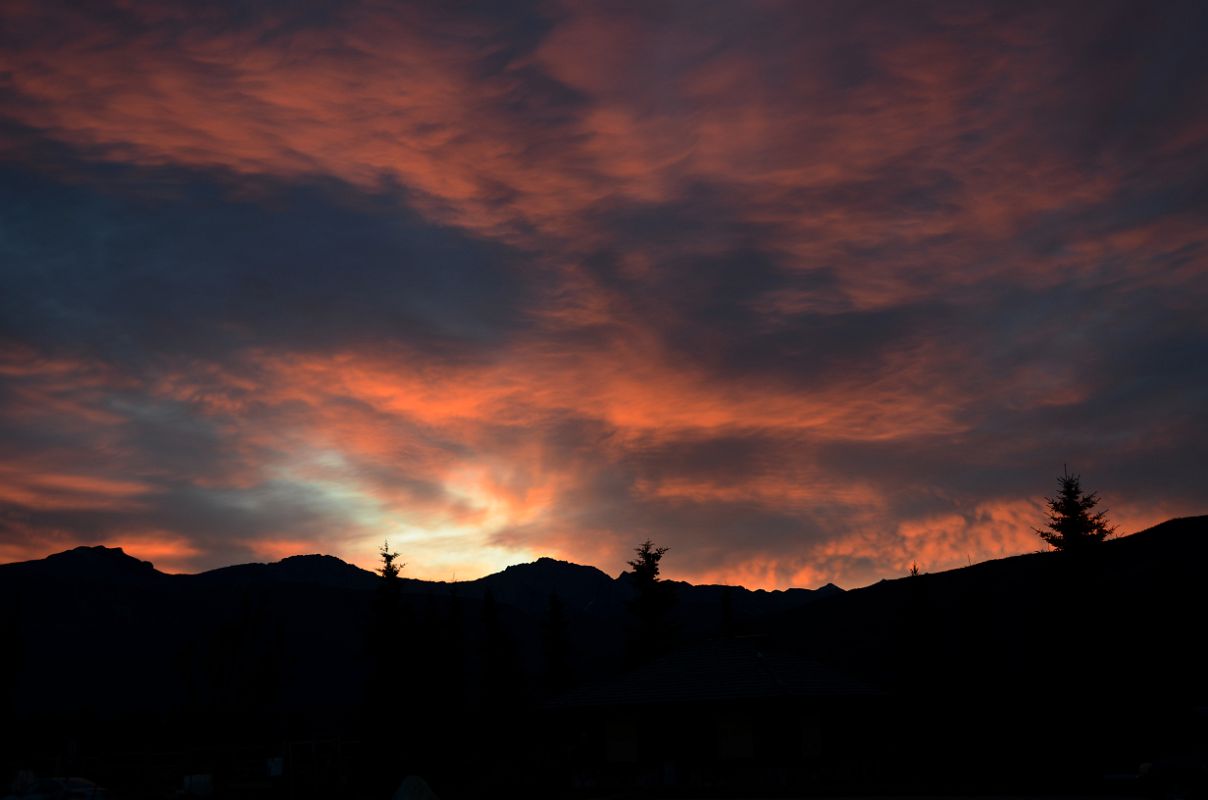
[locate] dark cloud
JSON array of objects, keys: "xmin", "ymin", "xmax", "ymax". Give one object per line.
[
  {"xmin": 0, "ymin": 0, "xmax": 1205, "ymax": 585},
  {"xmin": 0, "ymin": 163, "xmax": 534, "ymax": 363}
]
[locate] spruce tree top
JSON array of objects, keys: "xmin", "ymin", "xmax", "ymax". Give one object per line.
[
  {"xmin": 379, "ymin": 540, "xmax": 403, "ymax": 580},
  {"xmin": 1035, "ymin": 468, "xmax": 1116, "ymax": 552},
  {"xmin": 627, "ymin": 539, "xmax": 669, "ymax": 587}
]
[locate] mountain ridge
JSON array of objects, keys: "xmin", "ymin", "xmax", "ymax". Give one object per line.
[
  {"xmin": 5, "ymin": 513, "xmax": 1204, "ymax": 594},
  {"xmin": 0, "ymin": 543, "xmax": 842, "ymax": 593},
  {"xmin": 1, "ymin": 515, "xmax": 1203, "ymax": 796}
]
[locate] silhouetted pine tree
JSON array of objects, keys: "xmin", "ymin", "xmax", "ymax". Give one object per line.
[
  {"xmin": 628, "ymin": 539, "xmax": 669, "ymax": 586},
  {"xmin": 1035, "ymin": 468, "xmax": 1116, "ymax": 552},
  {"xmin": 378, "ymin": 539, "xmax": 404, "ymax": 582},
  {"xmin": 366, "ymin": 540, "xmax": 407, "ymax": 777},
  {"xmin": 370, "ymin": 541, "xmax": 405, "ymax": 653},
  {"xmin": 626, "ymin": 539, "xmax": 673, "ymax": 664}
]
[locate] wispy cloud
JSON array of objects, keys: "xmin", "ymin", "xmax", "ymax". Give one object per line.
[{"xmin": 0, "ymin": 0, "xmax": 1205, "ymax": 587}]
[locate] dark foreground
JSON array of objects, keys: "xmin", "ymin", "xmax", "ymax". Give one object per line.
[{"xmin": 2, "ymin": 518, "xmax": 1206, "ymax": 798}]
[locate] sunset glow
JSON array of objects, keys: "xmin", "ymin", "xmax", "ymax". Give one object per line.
[{"xmin": 1, "ymin": 1, "xmax": 1204, "ymax": 587}]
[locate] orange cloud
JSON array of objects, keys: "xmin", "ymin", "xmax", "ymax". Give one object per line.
[
  {"xmin": 2, "ymin": 0, "xmax": 1201, "ymax": 315},
  {"xmin": 99, "ymin": 531, "xmax": 203, "ymax": 573},
  {"xmin": 0, "ymin": 518, "xmax": 200, "ymax": 574},
  {"xmin": 1, "ymin": 2, "xmax": 1204, "ymax": 588},
  {"xmin": 0, "ymin": 466, "xmax": 149, "ymax": 512}
]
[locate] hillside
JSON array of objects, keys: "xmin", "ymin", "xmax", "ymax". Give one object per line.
[
  {"xmin": 0, "ymin": 542, "xmax": 829, "ymax": 718},
  {"xmin": 1, "ymin": 516, "xmax": 1204, "ymax": 797},
  {"xmin": 761, "ymin": 516, "xmax": 1208, "ymax": 791}
]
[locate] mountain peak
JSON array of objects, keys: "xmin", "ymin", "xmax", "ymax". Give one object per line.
[
  {"xmin": 36, "ymin": 545, "xmax": 159, "ymax": 578},
  {"xmin": 196, "ymin": 552, "xmax": 377, "ymax": 590},
  {"xmin": 277, "ymin": 553, "xmax": 354, "ymax": 569},
  {"xmin": 473, "ymin": 556, "xmax": 617, "ymax": 611},
  {"xmin": 486, "ymin": 557, "xmax": 614, "ymax": 585},
  {"xmin": 273, "ymin": 553, "xmax": 376, "ymax": 584}
]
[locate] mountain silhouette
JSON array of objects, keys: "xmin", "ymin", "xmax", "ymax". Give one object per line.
[
  {"xmin": 474, "ymin": 556, "xmax": 616, "ymax": 614},
  {"xmin": 1, "ymin": 516, "xmax": 1204, "ymax": 797},
  {"xmin": 198, "ymin": 553, "xmax": 381, "ymax": 591},
  {"xmin": 5, "ymin": 544, "xmax": 161, "ymax": 583},
  {"xmin": 0, "ymin": 542, "xmax": 835, "ymax": 720}
]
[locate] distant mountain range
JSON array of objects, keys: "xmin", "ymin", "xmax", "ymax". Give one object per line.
[
  {"xmin": 0, "ymin": 540, "xmax": 834, "ymax": 719},
  {"xmin": 3, "ymin": 517, "xmax": 1203, "ymax": 712},
  {"xmin": 1, "ymin": 516, "xmax": 1204, "ymax": 796}
]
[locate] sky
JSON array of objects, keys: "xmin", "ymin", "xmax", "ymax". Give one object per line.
[{"xmin": 1, "ymin": 0, "xmax": 1205, "ymax": 589}]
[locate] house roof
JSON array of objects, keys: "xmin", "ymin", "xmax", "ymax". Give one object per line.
[{"xmin": 548, "ymin": 637, "xmax": 879, "ymax": 709}]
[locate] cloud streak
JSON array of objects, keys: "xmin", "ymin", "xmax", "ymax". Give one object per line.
[{"xmin": 0, "ymin": 0, "xmax": 1205, "ymax": 587}]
